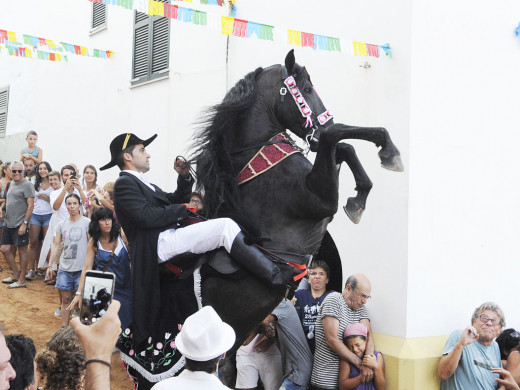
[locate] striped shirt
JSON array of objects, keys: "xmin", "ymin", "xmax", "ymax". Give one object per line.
[{"xmin": 310, "ymin": 292, "xmax": 369, "ymax": 389}]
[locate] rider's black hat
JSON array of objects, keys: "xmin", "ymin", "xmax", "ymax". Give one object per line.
[{"xmin": 100, "ymin": 133, "xmax": 157, "ymax": 171}]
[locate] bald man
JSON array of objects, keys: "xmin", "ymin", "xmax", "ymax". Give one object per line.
[{"xmin": 310, "ymin": 274, "xmax": 375, "ymax": 390}]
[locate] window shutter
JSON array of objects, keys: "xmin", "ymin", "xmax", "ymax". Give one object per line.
[
  {"xmin": 0, "ymin": 87, "xmax": 8, "ymax": 138},
  {"xmin": 92, "ymin": 3, "xmax": 107, "ymax": 30},
  {"xmin": 152, "ymin": 17, "xmax": 169, "ymax": 73},
  {"xmin": 131, "ymin": 1, "xmax": 170, "ymax": 86}
]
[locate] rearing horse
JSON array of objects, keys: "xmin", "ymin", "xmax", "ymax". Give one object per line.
[{"xmin": 193, "ymin": 49, "xmax": 403, "ymax": 351}]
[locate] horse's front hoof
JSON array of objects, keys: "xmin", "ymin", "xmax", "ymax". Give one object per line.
[
  {"xmin": 378, "ymin": 150, "xmax": 404, "ymax": 172},
  {"xmin": 344, "ymin": 198, "xmax": 364, "ymax": 224}
]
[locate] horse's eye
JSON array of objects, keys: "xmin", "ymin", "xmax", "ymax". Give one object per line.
[{"xmin": 303, "ymin": 87, "xmax": 312, "ymax": 94}]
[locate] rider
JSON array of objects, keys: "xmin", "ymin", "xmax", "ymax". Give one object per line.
[{"xmin": 100, "ymin": 133, "xmax": 304, "ymax": 339}]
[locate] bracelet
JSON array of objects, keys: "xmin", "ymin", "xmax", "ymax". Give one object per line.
[{"xmin": 85, "ymin": 359, "xmax": 111, "ymax": 369}]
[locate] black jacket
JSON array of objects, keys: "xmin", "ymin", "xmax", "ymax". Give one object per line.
[{"xmin": 114, "ymin": 172, "xmax": 193, "ymax": 344}]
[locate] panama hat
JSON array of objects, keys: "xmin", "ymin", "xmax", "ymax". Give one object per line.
[
  {"xmin": 175, "ymin": 306, "xmax": 236, "ymax": 361},
  {"xmin": 100, "ymin": 133, "xmax": 157, "ymax": 171}
]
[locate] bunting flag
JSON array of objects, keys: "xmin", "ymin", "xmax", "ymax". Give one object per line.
[
  {"xmin": 84, "ymin": 0, "xmax": 389, "ymax": 57},
  {"xmin": 1, "ymin": 43, "xmax": 67, "ymax": 62},
  {"xmin": 0, "ymin": 28, "xmax": 114, "ymax": 60}
]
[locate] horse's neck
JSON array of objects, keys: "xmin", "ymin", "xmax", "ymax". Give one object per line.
[{"xmin": 234, "ymin": 105, "xmax": 283, "ymax": 149}]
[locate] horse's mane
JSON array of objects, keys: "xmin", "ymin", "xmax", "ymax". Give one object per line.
[{"xmin": 191, "ymin": 67, "xmax": 264, "ymax": 218}]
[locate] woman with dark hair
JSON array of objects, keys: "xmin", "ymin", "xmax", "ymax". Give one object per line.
[
  {"xmin": 68, "ymin": 207, "xmax": 133, "ymax": 329},
  {"xmin": 26, "ymin": 161, "xmax": 53, "ymax": 280},
  {"xmin": 496, "ymin": 328, "xmax": 520, "ymax": 384},
  {"xmin": 0, "ymin": 162, "xmax": 13, "ymax": 271},
  {"xmin": 46, "ymin": 193, "xmax": 90, "ymax": 327},
  {"xmin": 36, "ymin": 326, "xmax": 85, "ymax": 390}
]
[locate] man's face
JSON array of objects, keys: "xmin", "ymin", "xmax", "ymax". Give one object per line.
[
  {"xmin": 23, "ymin": 160, "xmax": 35, "ymax": 176},
  {"xmin": 10, "ymin": 165, "xmax": 24, "ymax": 183},
  {"xmin": 62, "ymin": 169, "xmax": 73, "ymax": 184},
  {"xmin": 473, "ymin": 309, "xmax": 502, "ymax": 343},
  {"xmin": 49, "ymin": 175, "xmax": 61, "ymax": 190},
  {"xmin": 344, "ymin": 281, "xmax": 371, "ymax": 310},
  {"xmin": 308, "ymin": 267, "xmax": 329, "ymax": 292},
  {"xmin": 127, "ymin": 144, "xmax": 150, "ymax": 173},
  {"xmin": 0, "ymin": 334, "xmax": 16, "ymax": 390}
]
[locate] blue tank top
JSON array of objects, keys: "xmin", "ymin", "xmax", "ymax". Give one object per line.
[
  {"xmin": 94, "ymin": 237, "xmax": 132, "ymax": 293},
  {"xmin": 23, "ymin": 146, "xmax": 39, "ymax": 158}
]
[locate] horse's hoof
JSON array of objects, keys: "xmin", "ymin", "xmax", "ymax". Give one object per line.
[
  {"xmin": 378, "ymin": 150, "xmax": 404, "ymax": 172},
  {"xmin": 343, "ymin": 198, "xmax": 364, "ymax": 224}
]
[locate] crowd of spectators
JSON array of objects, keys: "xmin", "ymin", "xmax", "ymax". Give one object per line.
[{"xmin": 0, "ymin": 131, "xmax": 518, "ymax": 390}]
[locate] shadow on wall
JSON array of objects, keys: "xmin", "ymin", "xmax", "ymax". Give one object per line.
[
  {"xmin": 315, "ymin": 230, "xmax": 343, "ymax": 293},
  {"xmin": 0, "ymin": 132, "xmax": 26, "ymax": 162}
]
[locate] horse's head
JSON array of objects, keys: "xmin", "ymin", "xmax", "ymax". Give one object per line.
[{"xmin": 257, "ymin": 50, "xmax": 333, "ymax": 147}]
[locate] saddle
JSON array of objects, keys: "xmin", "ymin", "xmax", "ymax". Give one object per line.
[{"xmin": 160, "ymin": 247, "xmax": 310, "ymax": 281}]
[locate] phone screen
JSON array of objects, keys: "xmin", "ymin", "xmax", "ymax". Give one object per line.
[{"xmin": 80, "ymin": 271, "xmax": 115, "ymax": 325}]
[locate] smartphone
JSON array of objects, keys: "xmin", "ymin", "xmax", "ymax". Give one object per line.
[
  {"xmin": 80, "ymin": 270, "xmax": 116, "ymax": 325},
  {"xmin": 70, "ymin": 171, "xmax": 77, "ymax": 179}
]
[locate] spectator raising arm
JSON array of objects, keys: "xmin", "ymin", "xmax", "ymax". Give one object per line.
[
  {"xmin": 70, "ymin": 300, "xmax": 122, "ymax": 390},
  {"xmin": 438, "ymin": 326, "xmax": 479, "ymax": 380}
]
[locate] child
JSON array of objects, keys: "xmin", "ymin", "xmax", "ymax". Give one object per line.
[
  {"xmin": 46, "ymin": 193, "xmax": 90, "ymax": 327},
  {"xmin": 338, "ymin": 323, "xmax": 385, "ymax": 390},
  {"xmin": 20, "ymin": 130, "xmax": 43, "ymax": 164}
]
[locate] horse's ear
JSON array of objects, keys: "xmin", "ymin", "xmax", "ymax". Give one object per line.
[{"xmin": 285, "ymin": 49, "xmax": 295, "ymax": 74}]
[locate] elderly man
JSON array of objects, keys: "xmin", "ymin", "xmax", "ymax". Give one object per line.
[
  {"xmin": 151, "ymin": 306, "xmax": 235, "ymax": 390},
  {"xmin": 310, "ymin": 274, "xmax": 375, "ymax": 389},
  {"xmin": 0, "ymin": 330, "xmax": 16, "ymax": 390},
  {"xmin": 0, "ymin": 161, "xmax": 35, "ymax": 288},
  {"xmin": 438, "ymin": 301, "xmax": 505, "ymax": 389}
]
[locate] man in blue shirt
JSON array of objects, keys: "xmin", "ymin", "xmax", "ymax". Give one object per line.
[{"xmin": 438, "ymin": 302, "xmax": 505, "ymax": 389}]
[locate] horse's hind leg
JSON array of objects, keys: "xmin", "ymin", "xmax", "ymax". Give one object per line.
[
  {"xmin": 328, "ymin": 124, "xmax": 404, "ymax": 172},
  {"xmin": 336, "ymin": 143, "xmax": 372, "ymax": 224}
]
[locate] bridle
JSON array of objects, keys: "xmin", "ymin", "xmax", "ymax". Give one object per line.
[{"xmin": 279, "ymin": 65, "xmax": 334, "ymax": 152}]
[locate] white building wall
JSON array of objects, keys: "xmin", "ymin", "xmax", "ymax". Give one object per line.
[
  {"xmin": 407, "ymin": 0, "xmax": 520, "ymax": 337},
  {"xmin": 2, "ymin": 0, "xmax": 518, "ymax": 342}
]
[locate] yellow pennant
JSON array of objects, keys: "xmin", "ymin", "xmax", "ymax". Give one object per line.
[
  {"xmin": 287, "ymin": 30, "xmax": 302, "ymax": 46},
  {"xmin": 221, "ymin": 16, "xmax": 234, "ymax": 36}
]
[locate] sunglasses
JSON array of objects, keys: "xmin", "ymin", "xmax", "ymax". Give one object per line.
[{"xmin": 11, "ymin": 169, "xmax": 23, "ymax": 173}]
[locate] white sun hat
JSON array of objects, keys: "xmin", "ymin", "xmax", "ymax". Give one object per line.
[{"xmin": 175, "ymin": 306, "xmax": 236, "ymax": 361}]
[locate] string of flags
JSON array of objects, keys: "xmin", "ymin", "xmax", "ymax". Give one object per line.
[
  {"xmin": 0, "ymin": 29, "xmax": 113, "ymax": 62},
  {"xmin": 91, "ymin": 0, "xmax": 390, "ymax": 57},
  {"xmin": 1, "ymin": 0, "xmax": 392, "ymax": 63}
]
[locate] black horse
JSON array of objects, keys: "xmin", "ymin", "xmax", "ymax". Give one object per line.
[{"xmin": 192, "ymin": 49, "xmax": 403, "ymax": 353}]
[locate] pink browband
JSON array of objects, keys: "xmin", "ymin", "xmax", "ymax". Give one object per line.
[{"xmin": 283, "ymin": 76, "xmax": 333, "ymax": 128}]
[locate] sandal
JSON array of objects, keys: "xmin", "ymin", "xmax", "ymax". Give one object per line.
[
  {"xmin": 8, "ymin": 281, "xmax": 27, "ymax": 289},
  {"xmin": 2, "ymin": 276, "xmax": 18, "ymax": 284}
]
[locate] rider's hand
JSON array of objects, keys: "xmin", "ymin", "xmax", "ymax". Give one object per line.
[{"xmin": 174, "ymin": 157, "xmax": 190, "ymax": 179}]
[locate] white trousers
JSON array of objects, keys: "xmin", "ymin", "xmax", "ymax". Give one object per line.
[{"xmin": 157, "ymin": 218, "xmax": 241, "ymax": 263}]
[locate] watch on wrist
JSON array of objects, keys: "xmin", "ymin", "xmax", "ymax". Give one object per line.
[{"xmin": 23, "ymin": 220, "xmax": 28, "ymax": 225}]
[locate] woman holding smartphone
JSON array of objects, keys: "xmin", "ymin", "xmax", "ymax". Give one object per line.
[
  {"xmin": 68, "ymin": 207, "xmax": 133, "ymax": 329},
  {"xmin": 46, "ymin": 193, "xmax": 90, "ymax": 327}
]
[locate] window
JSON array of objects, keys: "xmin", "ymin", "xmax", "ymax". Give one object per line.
[
  {"xmin": 91, "ymin": 3, "xmax": 107, "ymax": 33},
  {"xmin": 131, "ymin": 0, "xmax": 170, "ymax": 87},
  {"xmin": 0, "ymin": 86, "xmax": 8, "ymax": 138}
]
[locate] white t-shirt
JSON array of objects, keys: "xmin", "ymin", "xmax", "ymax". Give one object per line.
[
  {"xmin": 57, "ymin": 216, "xmax": 90, "ymax": 272},
  {"xmin": 33, "ymin": 185, "xmax": 54, "ymax": 215},
  {"xmin": 50, "ymin": 188, "xmax": 81, "ymax": 222}
]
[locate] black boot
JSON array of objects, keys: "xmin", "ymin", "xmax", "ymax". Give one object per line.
[{"xmin": 230, "ymin": 233, "xmax": 303, "ymax": 287}]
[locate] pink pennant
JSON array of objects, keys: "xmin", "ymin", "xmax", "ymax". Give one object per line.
[
  {"xmin": 366, "ymin": 44, "xmax": 379, "ymax": 58},
  {"xmin": 301, "ymin": 32, "xmax": 314, "ymax": 48},
  {"xmin": 233, "ymin": 19, "xmax": 247, "ymax": 37}
]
